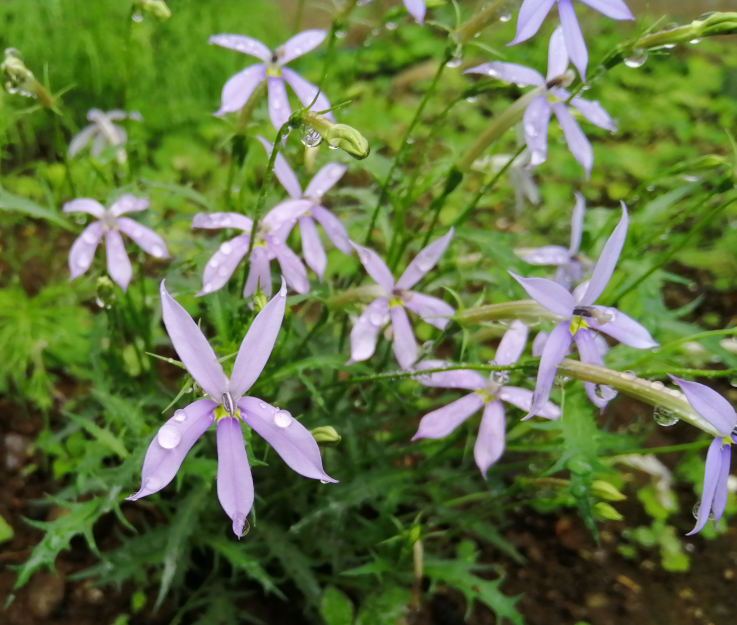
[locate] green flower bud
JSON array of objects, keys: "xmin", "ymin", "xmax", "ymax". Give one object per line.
[
  {"xmin": 134, "ymin": 0, "xmax": 172, "ymax": 20},
  {"xmin": 296, "ymin": 112, "xmax": 370, "ymax": 160},
  {"xmin": 252, "ymin": 290, "xmax": 269, "ymax": 313},
  {"xmin": 1, "ymin": 48, "xmax": 53, "ymax": 107},
  {"xmin": 310, "ymin": 425, "xmax": 341, "ymax": 446},
  {"xmin": 591, "ymin": 480, "xmax": 627, "ymax": 502},
  {"xmin": 95, "ymin": 276, "xmax": 117, "ymax": 309},
  {"xmin": 593, "ymin": 502, "xmax": 624, "ymax": 522}
]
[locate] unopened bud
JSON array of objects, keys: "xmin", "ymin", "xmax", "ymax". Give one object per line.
[
  {"xmin": 310, "ymin": 425, "xmax": 341, "ymax": 446},
  {"xmin": 95, "ymin": 276, "xmax": 117, "ymax": 309},
  {"xmin": 633, "ymin": 12, "xmax": 737, "ymax": 52},
  {"xmin": 593, "ymin": 502, "xmax": 624, "ymax": 522},
  {"xmin": 133, "ymin": 0, "xmax": 171, "ymax": 20},
  {"xmin": 591, "ymin": 480, "xmax": 627, "ymax": 502},
  {"xmin": 1, "ymin": 48, "xmax": 53, "ymax": 107},
  {"xmin": 296, "ymin": 112, "xmax": 370, "ymax": 160},
  {"xmin": 252, "ymin": 289, "xmax": 268, "ymax": 313}
]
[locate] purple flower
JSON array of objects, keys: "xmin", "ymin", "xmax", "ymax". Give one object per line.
[
  {"xmin": 361, "ymin": 0, "xmax": 426, "ymax": 25},
  {"xmin": 209, "ymin": 30, "xmax": 334, "ymax": 130},
  {"xmin": 64, "ymin": 195, "xmax": 170, "ymax": 292},
  {"xmin": 192, "ymin": 201, "xmax": 315, "ymax": 298},
  {"xmin": 510, "ymin": 0, "xmax": 634, "ymax": 78},
  {"xmin": 349, "ymin": 230, "xmax": 455, "ymax": 370},
  {"xmin": 465, "ymin": 26, "xmax": 617, "ymax": 177},
  {"xmin": 128, "ymin": 280, "xmax": 336, "ymax": 537},
  {"xmin": 510, "ymin": 204, "xmax": 658, "ymax": 415},
  {"xmin": 668, "ymin": 376, "xmax": 736, "ymax": 535},
  {"xmin": 412, "ymin": 321, "xmax": 561, "ymax": 474},
  {"xmin": 68, "ymin": 109, "xmax": 142, "ymax": 164},
  {"xmin": 257, "ymin": 136, "xmax": 351, "ymax": 280},
  {"xmin": 519, "ymin": 192, "xmax": 588, "ymax": 290}
]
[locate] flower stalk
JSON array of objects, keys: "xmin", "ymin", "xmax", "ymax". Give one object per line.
[{"xmin": 453, "ymin": 0, "xmax": 519, "ymax": 44}]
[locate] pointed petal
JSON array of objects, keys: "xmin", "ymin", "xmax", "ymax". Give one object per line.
[
  {"xmin": 272, "ymin": 242, "xmax": 310, "ymax": 294},
  {"xmin": 500, "ymin": 386, "xmax": 561, "ymax": 420},
  {"xmin": 402, "ymin": 292, "xmax": 455, "ymax": 330},
  {"xmin": 403, "ymin": 0, "xmax": 426, "ymax": 24},
  {"xmin": 351, "ymin": 242, "xmax": 394, "ymax": 292},
  {"xmin": 116, "ymin": 218, "xmax": 170, "ymax": 259},
  {"xmin": 230, "ymin": 280, "xmax": 286, "ymax": 398},
  {"xmin": 396, "ymin": 228, "xmax": 454, "ymax": 290},
  {"xmin": 239, "ymin": 397, "xmax": 336, "ymax": 482},
  {"xmin": 105, "ymin": 230, "xmax": 132, "ymax": 292},
  {"xmin": 304, "ymin": 163, "xmax": 347, "ymax": 198},
  {"xmin": 390, "ymin": 305, "xmax": 418, "ymax": 369},
  {"xmin": 311, "ymin": 205, "xmax": 351, "ymax": 254},
  {"xmin": 520, "ymin": 245, "xmax": 571, "ymax": 266},
  {"xmin": 244, "ymin": 246, "xmax": 272, "ymax": 298},
  {"xmin": 525, "ymin": 322, "xmax": 572, "ymax": 419},
  {"xmin": 589, "ymin": 307, "xmax": 658, "ymax": 349},
  {"xmin": 523, "ymin": 95, "xmax": 552, "ymax": 167},
  {"xmin": 262, "ymin": 199, "xmax": 313, "ymax": 231},
  {"xmin": 712, "ymin": 443, "xmax": 732, "ymax": 526},
  {"xmin": 494, "ymin": 320, "xmax": 529, "ymax": 366},
  {"xmin": 299, "ymin": 216, "xmax": 327, "ymax": 280},
  {"xmin": 349, "ymin": 298, "xmax": 389, "ymax": 363},
  {"xmin": 569, "ymin": 192, "xmax": 586, "ymax": 254},
  {"xmin": 552, "ymin": 102, "xmax": 593, "ymax": 178},
  {"xmin": 687, "ymin": 438, "xmax": 725, "ymax": 536},
  {"xmin": 281, "ymin": 68, "xmax": 335, "ymax": 121},
  {"xmin": 558, "ymin": 0, "xmax": 588, "ymax": 79},
  {"xmin": 463, "ymin": 62, "xmax": 545, "ymax": 88},
  {"xmin": 578, "ymin": 205, "xmax": 628, "ymax": 305},
  {"xmin": 413, "ymin": 392, "xmax": 484, "ymax": 440},
  {"xmin": 107, "ymin": 195, "xmax": 149, "ymax": 218},
  {"xmin": 508, "ymin": 271, "xmax": 574, "ymax": 318},
  {"xmin": 192, "ymin": 212, "xmax": 253, "ymax": 232},
  {"xmin": 575, "ymin": 328, "xmax": 617, "ymax": 409},
  {"xmin": 256, "ymin": 135, "xmax": 302, "ymax": 199},
  {"xmin": 68, "ymin": 222, "xmax": 104, "ymax": 279},
  {"xmin": 215, "ymin": 65, "xmax": 267, "ymax": 116},
  {"xmin": 578, "ymin": 0, "xmax": 634, "ymax": 20},
  {"xmin": 197, "ymin": 235, "xmax": 250, "ymax": 296},
  {"xmin": 267, "ymin": 77, "xmax": 291, "ymax": 130},
  {"xmin": 208, "ymin": 34, "xmax": 271, "ymax": 61},
  {"xmin": 278, "ymin": 29, "xmax": 327, "ymax": 64},
  {"xmin": 510, "ymin": 0, "xmax": 557, "ymax": 45},
  {"xmin": 63, "ymin": 198, "xmax": 106, "ymax": 218},
  {"xmin": 160, "ymin": 280, "xmax": 228, "ymax": 398},
  {"xmin": 668, "ymin": 376, "xmax": 736, "ymax": 437},
  {"xmin": 547, "ymin": 26, "xmax": 570, "ymax": 81},
  {"xmin": 216, "ymin": 417, "xmax": 255, "ymax": 537},
  {"xmin": 127, "ymin": 399, "xmax": 217, "ymax": 501},
  {"xmin": 413, "ymin": 360, "xmax": 486, "ymax": 390},
  {"xmin": 532, "ymin": 331, "xmax": 548, "ymax": 357},
  {"xmin": 474, "ymin": 399, "xmax": 506, "ymax": 474},
  {"xmin": 68, "ymin": 125, "xmax": 98, "ymax": 157},
  {"xmin": 570, "ymin": 96, "xmax": 617, "ymax": 132}
]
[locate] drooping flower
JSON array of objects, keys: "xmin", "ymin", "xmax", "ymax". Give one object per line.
[
  {"xmin": 192, "ymin": 200, "xmax": 314, "ymax": 298},
  {"xmin": 509, "ymin": 204, "xmax": 658, "ymax": 415},
  {"xmin": 209, "ymin": 30, "xmax": 334, "ymax": 130},
  {"xmin": 128, "ymin": 280, "xmax": 336, "ymax": 537},
  {"xmin": 518, "ymin": 191, "xmax": 588, "ymax": 290},
  {"xmin": 412, "ymin": 321, "xmax": 561, "ymax": 474},
  {"xmin": 465, "ymin": 26, "xmax": 617, "ymax": 177},
  {"xmin": 64, "ymin": 195, "xmax": 170, "ymax": 292},
  {"xmin": 510, "ymin": 0, "xmax": 634, "ymax": 78},
  {"xmin": 68, "ymin": 109, "xmax": 142, "ymax": 164},
  {"xmin": 349, "ymin": 231, "xmax": 455, "ymax": 370},
  {"xmin": 257, "ymin": 136, "xmax": 351, "ymax": 280},
  {"xmin": 668, "ymin": 376, "xmax": 736, "ymax": 535},
  {"xmin": 360, "ymin": 0, "xmax": 426, "ymax": 25},
  {"xmin": 472, "ymin": 148, "xmax": 540, "ymax": 213}
]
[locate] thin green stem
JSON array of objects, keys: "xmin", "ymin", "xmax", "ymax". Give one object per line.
[{"xmin": 628, "ymin": 327, "xmax": 737, "ymax": 369}]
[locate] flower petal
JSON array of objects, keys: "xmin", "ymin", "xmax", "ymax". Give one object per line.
[
  {"xmin": 712, "ymin": 442, "xmax": 732, "ymax": 526},
  {"xmin": 278, "ymin": 30, "xmax": 327, "ymax": 64},
  {"xmin": 267, "ymin": 76, "xmax": 291, "ymax": 131},
  {"xmin": 230, "ymin": 279, "xmax": 286, "ymax": 398},
  {"xmin": 494, "ymin": 320, "xmax": 529, "ymax": 367},
  {"xmin": 197, "ymin": 235, "xmax": 250, "ymax": 296},
  {"xmin": 474, "ymin": 399, "xmax": 506, "ymax": 475},
  {"xmin": 402, "ymin": 292, "xmax": 455, "ymax": 331},
  {"xmin": 577, "ymin": 204, "xmax": 628, "ymax": 305},
  {"xmin": 105, "ymin": 230, "xmax": 132, "ymax": 292},
  {"xmin": 116, "ymin": 218, "xmax": 170, "ymax": 259},
  {"xmin": 532, "ymin": 331, "xmax": 548, "ymax": 357},
  {"xmin": 525, "ymin": 321, "xmax": 572, "ymax": 419},
  {"xmin": 192, "ymin": 212, "xmax": 253, "ymax": 232},
  {"xmin": 214, "ymin": 64, "xmax": 267, "ymax": 116},
  {"xmin": 68, "ymin": 125, "xmax": 98, "ymax": 157},
  {"xmin": 208, "ymin": 34, "xmax": 271, "ymax": 61},
  {"xmin": 463, "ymin": 62, "xmax": 545, "ymax": 88},
  {"xmin": 299, "ymin": 216, "xmax": 327, "ymax": 280},
  {"xmin": 244, "ymin": 246, "xmax": 273, "ymax": 298},
  {"xmin": 668, "ymin": 376, "xmax": 737, "ymax": 437},
  {"xmin": 508, "ymin": 271, "xmax": 575, "ymax": 318},
  {"xmin": 552, "ymin": 102, "xmax": 593, "ymax": 178},
  {"xmin": 558, "ymin": 0, "xmax": 588, "ymax": 79},
  {"xmin": 547, "ymin": 26, "xmax": 569, "ymax": 81},
  {"xmin": 304, "ymin": 163, "xmax": 347, "ymax": 198},
  {"xmin": 687, "ymin": 438, "xmax": 725, "ymax": 536},
  {"xmin": 569, "ymin": 192, "xmax": 586, "ymax": 254},
  {"xmin": 523, "ymin": 95, "xmax": 552, "ymax": 167},
  {"xmin": 500, "ymin": 386, "xmax": 561, "ymax": 420},
  {"xmin": 63, "ymin": 198, "xmax": 106, "ymax": 218},
  {"xmin": 262, "ymin": 199, "xmax": 313, "ymax": 231},
  {"xmin": 256, "ymin": 135, "xmax": 302, "ymax": 199},
  {"xmin": 127, "ymin": 399, "xmax": 217, "ymax": 501},
  {"xmin": 403, "ymin": 0, "xmax": 426, "ymax": 24},
  {"xmin": 311, "ymin": 205, "xmax": 352, "ymax": 254},
  {"xmin": 578, "ymin": 0, "xmax": 634, "ymax": 20},
  {"xmin": 412, "ymin": 360, "xmax": 486, "ymax": 390},
  {"xmin": 281, "ymin": 68, "xmax": 335, "ymax": 121},
  {"xmin": 570, "ymin": 96, "xmax": 617, "ymax": 132},
  {"xmin": 272, "ymin": 242, "xmax": 310, "ymax": 294},
  {"xmin": 216, "ymin": 416, "xmax": 255, "ymax": 538},
  {"xmin": 396, "ymin": 228, "xmax": 454, "ymax": 290},
  {"xmin": 589, "ymin": 306, "xmax": 658, "ymax": 349},
  {"xmin": 68, "ymin": 222, "xmax": 104, "ymax": 280},
  {"xmin": 239, "ymin": 397, "xmax": 337, "ymax": 482},
  {"xmin": 412, "ymin": 393, "xmax": 485, "ymax": 440},
  {"xmin": 109, "ymin": 194, "xmax": 150, "ymax": 217},
  {"xmin": 391, "ymin": 305, "xmax": 418, "ymax": 369},
  {"xmin": 160, "ymin": 280, "xmax": 228, "ymax": 399},
  {"xmin": 510, "ymin": 0, "xmax": 557, "ymax": 45},
  {"xmin": 348, "ymin": 298, "xmax": 389, "ymax": 364},
  {"xmin": 575, "ymin": 328, "xmax": 617, "ymax": 409},
  {"xmin": 520, "ymin": 245, "xmax": 571, "ymax": 266},
  {"xmin": 351, "ymin": 242, "xmax": 394, "ymax": 292}
]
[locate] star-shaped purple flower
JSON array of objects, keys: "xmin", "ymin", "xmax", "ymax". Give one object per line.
[
  {"xmin": 64, "ymin": 195, "xmax": 170, "ymax": 292},
  {"xmin": 128, "ymin": 280, "xmax": 336, "ymax": 537},
  {"xmin": 668, "ymin": 376, "xmax": 736, "ymax": 535},
  {"xmin": 412, "ymin": 321, "xmax": 561, "ymax": 474},
  {"xmin": 257, "ymin": 136, "xmax": 351, "ymax": 281},
  {"xmin": 209, "ymin": 30, "xmax": 334, "ymax": 130},
  {"xmin": 349, "ymin": 230, "xmax": 455, "ymax": 370},
  {"xmin": 361, "ymin": 0, "xmax": 426, "ymax": 25},
  {"xmin": 510, "ymin": 0, "xmax": 634, "ymax": 78},
  {"xmin": 510, "ymin": 204, "xmax": 658, "ymax": 415},
  {"xmin": 466, "ymin": 26, "xmax": 617, "ymax": 177}
]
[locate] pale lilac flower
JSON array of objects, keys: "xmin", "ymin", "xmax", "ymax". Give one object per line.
[
  {"xmin": 192, "ymin": 201, "xmax": 315, "ymax": 297},
  {"xmin": 360, "ymin": 0, "xmax": 426, "ymax": 25},
  {"xmin": 412, "ymin": 321, "xmax": 561, "ymax": 474},
  {"xmin": 64, "ymin": 195, "xmax": 170, "ymax": 292},
  {"xmin": 349, "ymin": 230, "xmax": 455, "ymax": 370},
  {"xmin": 257, "ymin": 136, "xmax": 351, "ymax": 280},
  {"xmin": 510, "ymin": 204, "xmax": 658, "ymax": 415},
  {"xmin": 68, "ymin": 109, "xmax": 142, "ymax": 164},
  {"xmin": 510, "ymin": 0, "xmax": 634, "ymax": 78},
  {"xmin": 473, "ymin": 149, "xmax": 540, "ymax": 213},
  {"xmin": 466, "ymin": 27, "xmax": 617, "ymax": 177},
  {"xmin": 668, "ymin": 376, "xmax": 736, "ymax": 535},
  {"xmin": 209, "ymin": 30, "xmax": 334, "ymax": 130},
  {"xmin": 128, "ymin": 280, "xmax": 336, "ymax": 537},
  {"xmin": 519, "ymin": 192, "xmax": 588, "ymax": 290}
]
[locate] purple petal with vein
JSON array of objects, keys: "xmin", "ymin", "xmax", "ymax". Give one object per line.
[
  {"xmin": 570, "ymin": 192, "xmax": 586, "ymax": 254},
  {"xmin": 579, "ymin": 0, "xmax": 634, "ymax": 20},
  {"xmin": 109, "ymin": 195, "xmax": 150, "ymax": 216},
  {"xmin": 402, "ymin": 292, "xmax": 455, "ymax": 330},
  {"xmin": 351, "ymin": 242, "xmax": 395, "ymax": 293},
  {"xmin": 311, "ymin": 206, "xmax": 351, "ymax": 254},
  {"xmin": 578, "ymin": 205, "xmax": 628, "ymax": 305},
  {"xmin": 256, "ymin": 135, "xmax": 302, "ymax": 199},
  {"xmin": 464, "ymin": 62, "xmax": 545, "ymax": 88},
  {"xmin": 552, "ymin": 102, "xmax": 593, "ymax": 177},
  {"xmin": 404, "ymin": 0, "xmax": 426, "ymax": 24},
  {"xmin": 391, "ymin": 305, "xmax": 418, "ymax": 369},
  {"xmin": 413, "ymin": 360, "xmax": 486, "ymax": 390},
  {"xmin": 532, "ymin": 331, "xmax": 548, "ymax": 357},
  {"xmin": 216, "ymin": 417, "xmax": 255, "ymax": 537},
  {"xmin": 511, "ymin": 0, "xmax": 557, "ymax": 45},
  {"xmin": 570, "ymin": 96, "xmax": 617, "ymax": 132},
  {"xmin": 348, "ymin": 298, "xmax": 389, "ymax": 363},
  {"xmin": 192, "ymin": 212, "xmax": 253, "ymax": 232},
  {"xmin": 589, "ymin": 307, "xmax": 658, "ymax": 349},
  {"xmin": 558, "ymin": 0, "xmax": 588, "ymax": 78},
  {"xmin": 63, "ymin": 198, "xmax": 106, "ymax": 218},
  {"xmin": 575, "ymin": 328, "xmax": 617, "ymax": 409},
  {"xmin": 116, "ymin": 218, "xmax": 170, "ymax": 258},
  {"xmin": 525, "ymin": 321, "xmax": 572, "ymax": 419},
  {"xmin": 68, "ymin": 222, "xmax": 104, "ymax": 279},
  {"xmin": 281, "ymin": 68, "xmax": 335, "ymax": 121},
  {"xmin": 474, "ymin": 399, "xmax": 506, "ymax": 474},
  {"xmin": 500, "ymin": 386, "xmax": 561, "ymax": 420},
  {"xmin": 547, "ymin": 26, "xmax": 569, "ymax": 81},
  {"xmin": 278, "ymin": 30, "xmax": 327, "ymax": 64},
  {"xmin": 494, "ymin": 320, "xmax": 529, "ymax": 367},
  {"xmin": 209, "ymin": 34, "xmax": 271, "ymax": 61},
  {"xmin": 239, "ymin": 397, "xmax": 337, "ymax": 482},
  {"xmin": 521, "ymin": 245, "xmax": 571, "ymax": 266},
  {"xmin": 304, "ymin": 163, "xmax": 347, "ymax": 198},
  {"xmin": 669, "ymin": 376, "xmax": 737, "ymax": 437},
  {"xmin": 244, "ymin": 246, "xmax": 273, "ymax": 298},
  {"xmin": 267, "ymin": 77, "xmax": 290, "ymax": 131},
  {"xmin": 712, "ymin": 442, "xmax": 732, "ymax": 526},
  {"xmin": 299, "ymin": 216, "xmax": 327, "ymax": 280},
  {"xmin": 508, "ymin": 272, "xmax": 574, "ymax": 318},
  {"xmin": 128, "ymin": 399, "xmax": 217, "ymax": 501},
  {"xmin": 197, "ymin": 235, "xmax": 250, "ymax": 296},
  {"xmin": 412, "ymin": 392, "xmax": 484, "ymax": 440},
  {"xmin": 523, "ymin": 95, "xmax": 552, "ymax": 167},
  {"xmin": 160, "ymin": 280, "xmax": 228, "ymax": 398},
  {"xmin": 396, "ymin": 228, "xmax": 454, "ymax": 290},
  {"xmin": 262, "ymin": 199, "xmax": 313, "ymax": 231},
  {"xmin": 272, "ymin": 243, "xmax": 310, "ymax": 294},
  {"xmin": 687, "ymin": 438, "xmax": 725, "ymax": 535},
  {"xmin": 105, "ymin": 230, "xmax": 132, "ymax": 292},
  {"xmin": 215, "ymin": 65, "xmax": 267, "ymax": 116}
]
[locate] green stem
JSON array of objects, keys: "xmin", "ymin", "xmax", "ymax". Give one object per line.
[
  {"xmin": 455, "ymin": 299, "xmax": 560, "ymax": 326},
  {"xmin": 628, "ymin": 328, "xmax": 737, "ymax": 369},
  {"xmin": 293, "ymin": 0, "xmax": 306, "ymax": 33}
]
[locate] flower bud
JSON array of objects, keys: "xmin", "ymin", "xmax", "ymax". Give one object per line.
[
  {"xmin": 1, "ymin": 48, "xmax": 53, "ymax": 107},
  {"xmin": 133, "ymin": 0, "xmax": 171, "ymax": 20},
  {"xmin": 95, "ymin": 276, "xmax": 117, "ymax": 309},
  {"xmin": 593, "ymin": 502, "xmax": 624, "ymax": 522},
  {"xmin": 310, "ymin": 425, "xmax": 341, "ymax": 446},
  {"xmin": 591, "ymin": 480, "xmax": 627, "ymax": 502},
  {"xmin": 633, "ymin": 12, "xmax": 737, "ymax": 52},
  {"xmin": 296, "ymin": 112, "xmax": 370, "ymax": 160},
  {"xmin": 252, "ymin": 289, "xmax": 269, "ymax": 313}
]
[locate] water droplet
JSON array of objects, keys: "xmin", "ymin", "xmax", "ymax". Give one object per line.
[
  {"xmin": 663, "ymin": 43, "xmax": 676, "ymax": 49},
  {"xmin": 369, "ymin": 312, "xmax": 385, "ymax": 326},
  {"xmin": 415, "ymin": 255, "xmax": 434, "ymax": 272},
  {"xmin": 151, "ymin": 245, "xmax": 163, "ymax": 257},
  {"xmin": 446, "ymin": 56, "xmax": 463, "ymax": 68},
  {"xmin": 524, "ymin": 122, "xmax": 537, "ymax": 137},
  {"xmin": 274, "ymin": 409, "xmax": 293, "ymax": 428},
  {"xmin": 203, "ymin": 283, "xmax": 215, "ymax": 294},
  {"xmin": 272, "ymin": 98, "xmax": 282, "ymax": 110},
  {"xmin": 692, "ymin": 500, "xmax": 715, "ymax": 520},
  {"xmin": 336, "ymin": 30, "xmax": 347, "ymax": 39},
  {"xmin": 466, "ymin": 96, "xmax": 478, "ymax": 103},
  {"xmin": 301, "ymin": 128, "xmax": 323, "ymax": 148},
  {"xmin": 259, "ymin": 401, "xmax": 268, "ymax": 410},
  {"xmin": 624, "ymin": 52, "xmax": 647, "ymax": 68},
  {"xmin": 77, "ymin": 255, "xmax": 91, "ymax": 268},
  {"xmin": 233, "ymin": 514, "xmax": 250, "ymax": 537},
  {"xmin": 620, "ymin": 371, "xmax": 636, "ymax": 381},
  {"xmin": 220, "ymin": 242, "xmax": 233, "ymax": 255},
  {"xmin": 218, "ymin": 266, "xmax": 229, "ymax": 277},
  {"xmin": 158, "ymin": 423, "xmax": 182, "ymax": 448},
  {"xmin": 83, "ymin": 231, "xmax": 98, "ymax": 243},
  {"xmin": 328, "ymin": 144, "xmax": 339, "ymax": 150},
  {"xmin": 209, "ymin": 258, "xmax": 219, "ymax": 268},
  {"xmin": 385, "ymin": 21, "xmax": 397, "ymax": 31},
  {"xmin": 499, "ymin": 12, "xmax": 512, "ymax": 22},
  {"xmin": 689, "ymin": 38, "xmax": 701, "ymax": 45},
  {"xmin": 654, "ymin": 407, "xmax": 679, "ymax": 427},
  {"xmin": 132, "ymin": 11, "xmax": 143, "ymax": 22},
  {"xmin": 94, "ymin": 295, "xmax": 112, "ymax": 310},
  {"xmin": 174, "ymin": 409, "xmax": 187, "ymax": 422},
  {"xmin": 320, "ymin": 480, "xmax": 329, "ymax": 484},
  {"xmin": 651, "ymin": 381, "xmax": 665, "ymax": 391},
  {"xmin": 144, "ymin": 476, "xmax": 161, "ymax": 491},
  {"xmin": 406, "ymin": 137, "xmax": 416, "ymax": 144},
  {"xmin": 485, "ymin": 67, "xmax": 499, "ymax": 78}
]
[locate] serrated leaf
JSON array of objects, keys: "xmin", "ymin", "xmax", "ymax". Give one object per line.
[{"xmin": 206, "ymin": 535, "xmax": 284, "ymax": 598}]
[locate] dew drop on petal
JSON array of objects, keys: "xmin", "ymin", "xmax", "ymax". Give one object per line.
[
  {"xmin": 259, "ymin": 401, "xmax": 268, "ymax": 410},
  {"xmin": 320, "ymin": 480, "xmax": 329, "ymax": 484},
  {"xmin": 274, "ymin": 409, "xmax": 293, "ymax": 428},
  {"xmin": 83, "ymin": 231, "xmax": 98, "ymax": 243},
  {"xmin": 151, "ymin": 245, "xmax": 163, "ymax": 257},
  {"xmin": 144, "ymin": 476, "xmax": 161, "ymax": 491},
  {"xmin": 77, "ymin": 255, "xmax": 91, "ymax": 268},
  {"xmin": 209, "ymin": 258, "xmax": 219, "ymax": 268},
  {"xmin": 220, "ymin": 242, "xmax": 233, "ymax": 255},
  {"xmin": 218, "ymin": 266, "xmax": 230, "ymax": 277},
  {"xmin": 369, "ymin": 312, "xmax": 385, "ymax": 326},
  {"xmin": 174, "ymin": 409, "xmax": 187, "ymax": 422},
  {"xmin": 158, "ymin": 423, "xmax": 182, "ymax": 448},
  {"xmin": 416, "ymin": 255, "xmax": 434, "ymax": 272}
]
